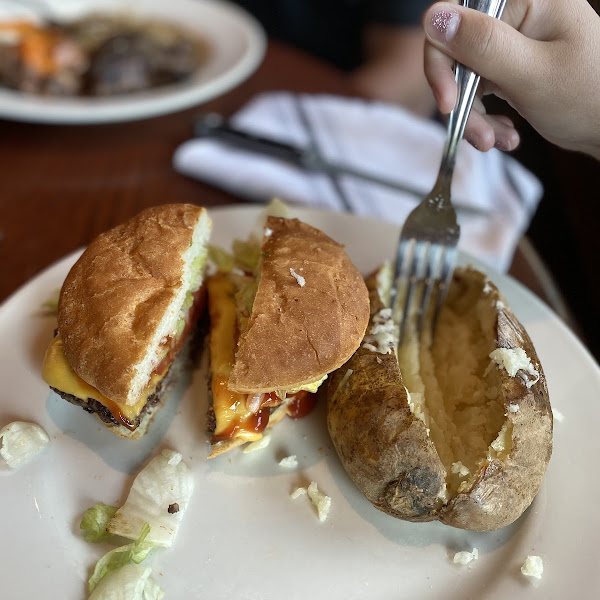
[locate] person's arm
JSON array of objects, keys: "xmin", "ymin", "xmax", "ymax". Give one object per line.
[
  {"xmin": 422, "ymin": 0, "xmax": 600, "ymax": 159},
  {"xmin": 351, "ymin": 1, "xmax": 437, "ymax": 117},
  {"xmin": 351, "ymin": 24, "xmax": 436, "ymax": 117}
]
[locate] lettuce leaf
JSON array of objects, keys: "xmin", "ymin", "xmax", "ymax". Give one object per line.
[
  {"xmin": 88, "ymin": 523, "xmax": 154, "ymax": 593},
  {"xmin": 88, "ymin": 564, "xmax": 164, "ymax": 600},
  {"xmin": 106, "ymin": 449, "xmax": 194, "ymax": 548},
  {"xmin": 80, "ymin": 503, "xmax": 118, "ymax": 542},
  {"xmin": 0, "ymin": 421, "xmax": 50, "ymax": 469}
]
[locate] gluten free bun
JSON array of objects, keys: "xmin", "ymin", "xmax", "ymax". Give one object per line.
[
  {"xmin": 58, "ymin": 203, "xmax": 211, "ymax": 406},
  {"xmin": 228, "ymin": 216, "xmax": 370, "ymax": 394}
]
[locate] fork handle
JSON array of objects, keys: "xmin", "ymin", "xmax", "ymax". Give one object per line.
[{"xmin": 436, "ymin": 0, "xmax": 507, "ymax": 190}]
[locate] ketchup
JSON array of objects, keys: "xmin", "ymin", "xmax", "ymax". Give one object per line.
[
  {"xmin": 286, "ymin": 390, "xmax": 318, "ymax": 419},
  {"xmin": 104, "ymin": 400, "xmax": 137, "ymax": 431}
]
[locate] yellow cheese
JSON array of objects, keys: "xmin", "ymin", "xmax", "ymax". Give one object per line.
[
  {"xmin": 42, "ymin": 335, "xmax": 162, "ymax": 429},
  {"xmin": 207, "ymin": 273, "xmax": 263, "ymax": 442}
]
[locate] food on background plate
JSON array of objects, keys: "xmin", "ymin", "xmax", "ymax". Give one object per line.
[
  {"xmin": 327, "ymin": 264, "xmax": 553, "ymax": 531},
  {"xmin": 206, "ymin": 216, "xmax": 370, "ymax": 457},
  {"xmin": 0, "ymin": 13, "xmax": 209, "ymax": 97},
  {"xmin": 41, "ymin": 203, "xmax": 211, "ymax": 438}
]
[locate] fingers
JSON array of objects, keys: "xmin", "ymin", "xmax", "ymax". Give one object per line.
[
  {"xmin": 463, "ymin": 111, "xmax": 520, "ymax": 152},
  {"xmin": 423, "ymin": 42, "xmax": 457, "ymax": 114},
  {"xmin": 423, "ymin": 2, "xmax": 533, "ymax": 95}
]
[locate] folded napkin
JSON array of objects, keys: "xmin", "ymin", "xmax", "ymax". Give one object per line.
[{"xmin": 173, "ymin": 92, "xmax": 542, "ymax": 272}]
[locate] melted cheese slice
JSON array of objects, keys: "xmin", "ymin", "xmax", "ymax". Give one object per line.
[
  {"xmin": 208, "ymin": 273, "xmax": 264, "ymax": 442},
  {"xmin": 42, "ymin": 336, "xmax": 162, "ymax": 429}
]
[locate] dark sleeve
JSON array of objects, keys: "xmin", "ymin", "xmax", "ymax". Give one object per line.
[{"xmin": 367, "ymin": 0, "xmax": 434, "ymax": 26}]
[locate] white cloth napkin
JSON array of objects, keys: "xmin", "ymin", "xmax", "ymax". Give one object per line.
[{"xmin": 173, "ymin": 92, "xmax": 543, "ymax": 272}]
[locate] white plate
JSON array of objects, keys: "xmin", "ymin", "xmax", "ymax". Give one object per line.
[
  {"xmin": 1, "ymin": 205, "xmax": 599, "ymax": 599},
  {"xmin": 0, "ymin": 0, "xmax": 266, "ymax": 123}
]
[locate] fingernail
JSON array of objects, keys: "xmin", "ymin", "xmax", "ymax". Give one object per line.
[{"xmin": 427, "ymin": 8, "xmax": 460, "ymax": 44}]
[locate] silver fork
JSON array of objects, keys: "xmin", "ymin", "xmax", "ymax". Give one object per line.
[{"xmin": 392, "ymin": 0, "xmax": 507, "ymax": 344}]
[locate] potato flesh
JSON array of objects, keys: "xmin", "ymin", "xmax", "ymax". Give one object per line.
[{"xmin": 397, "ymin": 275, "xmax": 506, "ymax": 497}]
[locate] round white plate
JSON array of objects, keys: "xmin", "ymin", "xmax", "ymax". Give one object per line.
[
  {"xmin": 1, "ymin": 205, "xmax": 599, "ymax": 599},
  {"xmin": 0, "ymin": 0, "xmax": 266, "ymax": 124}
]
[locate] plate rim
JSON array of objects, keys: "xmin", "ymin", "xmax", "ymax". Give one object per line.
[{"xmin": 0, "ymin": 0, "xmax": 267, "ymax": 124}]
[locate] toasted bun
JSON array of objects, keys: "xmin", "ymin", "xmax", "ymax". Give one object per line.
[
  {"xmin": 58, "ymin": 203, "xmax": 211, "ymax": 405},
  {"xmin": 228, "ymin": 217, "xmax": 370, "ymax": 394}
]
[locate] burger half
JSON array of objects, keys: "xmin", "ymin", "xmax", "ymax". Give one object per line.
[
  {"xmin": 42, "ymin": 203, "xmax": 212, "ymax": 438},
  {"xmin": 207, "ymin": 216, "xmax": 370, "ymax": 457}
]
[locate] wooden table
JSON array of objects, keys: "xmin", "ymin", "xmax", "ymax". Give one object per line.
[{"xmin": 0, "ymin": 39, "xmax": 572, "ymax": 333}]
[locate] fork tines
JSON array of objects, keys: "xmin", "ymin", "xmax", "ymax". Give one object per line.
[{"xmin": 392, "ymin": 224, "xmax": 459, "ymax": 346}]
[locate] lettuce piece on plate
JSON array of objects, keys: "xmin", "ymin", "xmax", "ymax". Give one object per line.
[
  {"xmin": 80, "ymin": 503, "xmax": 119, "ymax": 542},
  {"xmin": 107, "ymin": 449, "xmax": 194, "ymax": 548},
  {"xmin": 0, "ymin": 421, "xmax": 50, "ymax": 469},
  {"xmin": 88, "ymin": 523, "xmax": 154, "ymax": 593},
  {"xmin": 88, "ymin": 564, "xmax": 164, "ymax": 600}
]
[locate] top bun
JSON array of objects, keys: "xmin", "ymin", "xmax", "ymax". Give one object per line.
[
  {"xmin": 58, "ymin": 203, "xmax": 212, "ymax": 405},
  {"xmin": 228, "ymin": 217, "xmax": 369, "ymax": 394}
]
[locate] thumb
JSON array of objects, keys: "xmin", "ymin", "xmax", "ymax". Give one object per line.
[{"xmin": 423, "ymin": 2, "xmax": 534, "ymax": 93}]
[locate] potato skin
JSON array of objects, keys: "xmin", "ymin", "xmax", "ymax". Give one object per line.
[
  {"xmin": 327, "ymin": 267, "xmax": 553, "ymax": 531},
  {"xmin": 327, "ymin": 271, "xmax": 445, "ymax": 521}
]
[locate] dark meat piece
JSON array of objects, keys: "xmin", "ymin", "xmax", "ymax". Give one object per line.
[{"xmin": 85, "ymin": 32, "xmax": 198, "ymax": 96}]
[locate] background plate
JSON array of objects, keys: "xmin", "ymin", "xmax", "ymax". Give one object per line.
[
  {"xmin": 0, "ymin": 0, "xmax": 266, "ymax": 123},
  {"xmin": 1, "ymin": 205, "xmax": 599, "ymax": 599}
]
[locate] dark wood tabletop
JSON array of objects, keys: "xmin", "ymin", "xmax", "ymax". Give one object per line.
[{"xmin": 0, "ymin": 38, "xmax": 573, "ymax": 335}]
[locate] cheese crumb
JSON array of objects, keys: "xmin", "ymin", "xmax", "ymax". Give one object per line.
[
  {"xmin": 290, "ymin": 487, "xmax": 307, "ymax": 500},
  {"xmin": 279, "ymin": 455, "xmax": 298, "ymax": 469},
  {"xmin": 362, "ymin": 308, "xmax": 397, "ymax": 354},
  {"xmin": 290, "ymin": 268, "xmax": 305, "ymax": 287},
  {"xmin": 521, "ymin": 555, "xmax": 543, "ymax": 579},
  {"xmin": 451, "ymin": 461, "xmax": 470, "ymax": 477},
  {"xmin": 488, "ymin": 347, "xmax": 540, "ymax": 388},
  {"xmin": 507, "ymin": 403, "xmax": 520, "ymax": 413},
  {"xmin": 453, "ymin": 548, "xmax": 478, "ymax": 565},
  {"xmin": 307, "ymin": 481, "xmax": 331, "ymax": 522},
  {"xmin": 330, "ymin": 368, "xmax": 353, "ymax": 402},
  {"xmin": 552, "ymin": 408, "xmax": 564, "ymax": 423},
  {"xmin": 242, "ymin": 433, "xmax": 272, "ymax": 453},
  {"xmin": 264, "ymin": 227, "xmax": 273, "ymax": 237}
]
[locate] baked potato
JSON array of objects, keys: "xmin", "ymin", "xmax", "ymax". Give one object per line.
[{"xmin": 327, "ymin": 264, "xmax": 553, "ymax": 531}]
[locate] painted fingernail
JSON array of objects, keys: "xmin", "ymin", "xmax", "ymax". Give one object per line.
[{"xmin": 428, "ymin": 8, "xmax": 460, "ymax": 44}]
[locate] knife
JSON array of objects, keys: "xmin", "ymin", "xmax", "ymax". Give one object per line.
[{"xmin": 193, "ymin": 113, "xmax": 489, "ymax": 217}]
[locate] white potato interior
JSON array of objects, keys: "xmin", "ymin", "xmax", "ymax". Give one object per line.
[{"xmin": 396, "ymin": 272, "xmax": 508, "ymax": 497}]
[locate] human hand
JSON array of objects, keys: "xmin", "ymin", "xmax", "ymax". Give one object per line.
[{"xmin": 423, "ymin": 0, "xmax": 600, "ymax": 159}]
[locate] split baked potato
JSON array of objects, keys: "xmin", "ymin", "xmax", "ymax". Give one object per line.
[{"xmin": 327, "ymin": 264, "xmax": 553, "ymax": 531}]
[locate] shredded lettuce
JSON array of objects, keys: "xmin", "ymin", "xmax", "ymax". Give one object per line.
[
  {"xmin": 80, "ymin": 503, "xmax": 119, "ymax": 542},
  {"xmin": 0, "ymin": 421, "xmax": 50, "ymax": 469},
  {"xmin": 232, "ymin": 237, "xmax": 262, "ymax": 274},
  {"xmin": 208, "ymin": 244, "xmax": 235, "ymax": 272},
  {"xmin": 81, "ymin": 449, "xmax": 193, "ymax": 597},
  {"xmin": 40, "ymin": 289, "xmax": 60, "ymax": 315},
  {"xmin": 88, "ymin": 523, "xmax": 154, "ymax": 593},
  {"xmin": 88, "ymin": 564, "xmax": 164, "ymax": 600},
  {"xmin": 106, "ymin": 449, "xmax": 194, "ymax": 548}
]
